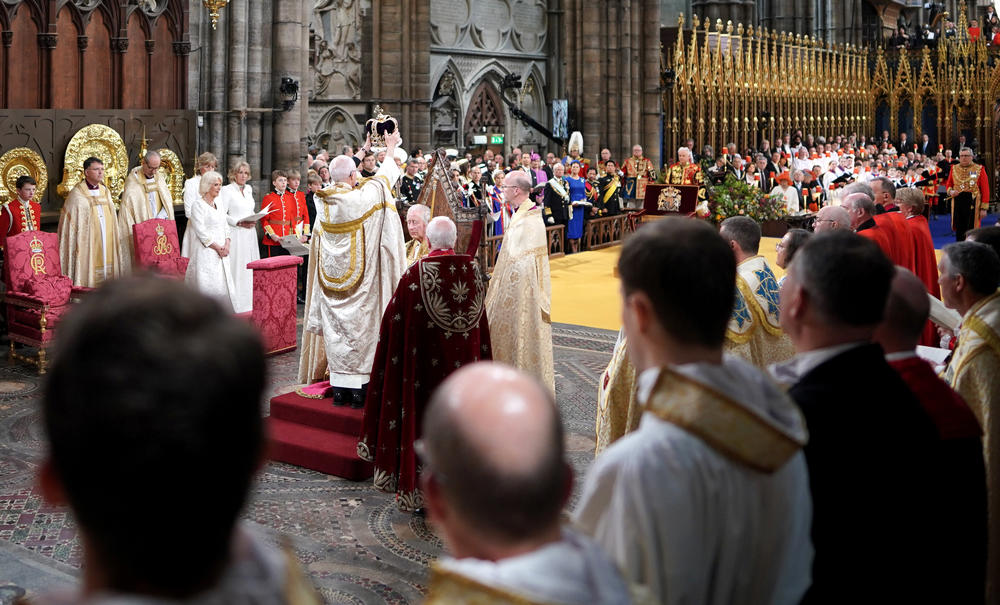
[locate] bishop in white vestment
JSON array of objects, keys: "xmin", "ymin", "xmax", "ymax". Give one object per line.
[
  {"xmin": 117, "ymin": 153, "xmax": 174, "ymax": 273},
  {"xmin": 300, "ymin": 138, "xmax": 406, "ymax": 390}
]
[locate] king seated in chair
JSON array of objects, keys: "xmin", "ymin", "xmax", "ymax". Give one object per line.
[{"xmin": 358, "ymin": 216, "xmax": 492, "ymax": 512}]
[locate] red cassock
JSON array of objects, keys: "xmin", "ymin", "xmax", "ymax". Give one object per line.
[
  {"xmin": 857, "ymin": 221, "xmax": 894, "ymax": 261},
  {"xmin": 873, "ymin": 212, "xmax": 915, "ymax": 271},
  {"xmin": 358, "ymin": 252, "xmax": 492, "ymax": 511},
  {"xmin": 903, "ymin": 214, "xmax": 941, "ymax": 346}
]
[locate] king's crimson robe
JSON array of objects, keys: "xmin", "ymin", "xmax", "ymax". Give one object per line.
[{"xmin": 358, "ymin": 252, "xmax": 492, "ymax": 511}]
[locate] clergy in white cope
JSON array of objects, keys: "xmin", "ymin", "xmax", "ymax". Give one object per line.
[
  {"xmin": 181, "ymin": 152, "xmax": 218, "ymax": 258},
  {"xmin": 421, "ymin": 363, "xmax": 636, "ymax": 605},
  {"xmin": 299, "ymin": 129, "xmax": 406, "ymax": 398},
  {"xmin": 117, "ymin": 150, "xmax": 175, "ymax": 273},
  {"xmin": 484, "ymin": 170, "xmax": 554, "ymax": 393},
  {"xmin": 59, "ymin": 156, "xmax": 123, "ymax": 287},
  {"xmin": 573, "ymin": 217, "xmax": 813, "ymax": 605}
]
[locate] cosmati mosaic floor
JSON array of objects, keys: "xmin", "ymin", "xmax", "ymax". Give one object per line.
[{"xmin": 0, "ymin": 321, "xmax": 616, "ymax": 604}]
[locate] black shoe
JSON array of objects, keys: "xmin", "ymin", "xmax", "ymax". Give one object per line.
[
  {"xmin": 412, "ymin": 507, "xmax": 426, "ymax": 517},
  {"xmin": 331, "ymin": 388, "xmax": 346, "ymax": 407},
  {"xmin": 349, "ymin": 388, "xmax": 365, "ymax": 409}
]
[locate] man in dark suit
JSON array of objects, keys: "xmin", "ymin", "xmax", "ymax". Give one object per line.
[
  {"xmin": 773, "ymin": 231, "xmax": 945, "ymax": 603},
  {"xmin": 920, "ymin": 132, "xmax": 933, "ymax": 156}
]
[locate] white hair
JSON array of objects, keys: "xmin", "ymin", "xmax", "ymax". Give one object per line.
[
  {"xmin": 678, "ymin": 146, "xmax": 691, "ymax": 156},
  {"xmin": 143, "ymin": 150, "xmax": 161, "ymax": 163},
  {"xmin": 198, "ymin": 171, "xmax": 223, "ymax": 195},
  {"xmin": 407, "ymin": 203, "xmax": 431, "ymax": 224},
  {"xmin": 426, "ymin": 216, "xmax": 457, "ymax": 250},
  {"xmin": 329, "ymin": 155, "xmax": 357, "ymax": 183}
]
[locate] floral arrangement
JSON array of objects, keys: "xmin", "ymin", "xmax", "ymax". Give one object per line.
[{"xmin": 705, "ymin": 174, "xmax": 788, "ymax": 224}]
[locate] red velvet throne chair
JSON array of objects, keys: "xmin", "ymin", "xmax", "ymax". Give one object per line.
[
  {"xmin": 132, "ymin": 219, "xmax": 189, "ymax": 278},
  {"xmin": 3, "ymin": 230, "xmax": 91, "ymax": 373}
]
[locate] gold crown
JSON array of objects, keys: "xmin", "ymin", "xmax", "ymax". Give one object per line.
[
  {"xmin": 155, "ymin": 224, "xmax": 165, "ymax": 236},
  {"xmin": 364, "ymin": 105, "xmax": 398, "ymax": 150},
  {"xmin": 29, "ymin": 236, "xmax": 43, "ymax": 254}
]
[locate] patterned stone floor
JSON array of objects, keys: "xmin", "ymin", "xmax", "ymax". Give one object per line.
[{"xmin": 0, "ymin": 322, "xmax": 616, "ymax": 604}]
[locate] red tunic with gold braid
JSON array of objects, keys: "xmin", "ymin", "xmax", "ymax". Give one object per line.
[
  {"xmin": 0, "ymin": 198, "xmax": 41, "ymax": 250},
  {"xmin": 260, "ymin": 189, "xmax": 307, "ymax": 253}
]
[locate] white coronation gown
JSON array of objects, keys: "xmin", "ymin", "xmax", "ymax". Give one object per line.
[
  {"xmin": 185, "ymin": 197, "xmax": 236, "ymax": 311},
  {"xmin": 220, "ymin": 182, "xmax": 260, "ymax": 313}
]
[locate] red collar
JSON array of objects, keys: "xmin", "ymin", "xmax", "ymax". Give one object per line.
[{"xmin": 428, "ymin": 248, "xmax": 454, "ymax": 257}]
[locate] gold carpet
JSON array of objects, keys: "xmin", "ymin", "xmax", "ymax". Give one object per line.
[{"xmin": 550, "ymin": 237, "xmax": 786, "ymax": 331}]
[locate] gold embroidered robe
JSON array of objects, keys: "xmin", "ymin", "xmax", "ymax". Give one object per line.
[
  {"xmin": 724, "ymin": 256, "xmax": 795, "ymax": 368},
  {"xmin": 666, "ymin": 162, "xmax": 703, "ymax": 186},
  {"xmin": 118, "ymin": 166, "xmax": 175, "ymax": 274},
  {"xmin": 300, "ymin": 160, "xmax": 406, "ymax": 388},
  {"xmin": 485, "ymin": 201, "xmax": 554, "ymax": 393},
  {"xmin": 404, "ymin": 237, "xmax": 429, "ymax": 266},
  {"xmin": 942, "ymin": 290, "xmax": 1000, "ymax": 602},
  {"xmin": 595, "ymin": 329, "xmax": 640, "ymax": 455},
  {"xmin": 623, "ymin": 155, "xmax": 657, "ymax": 200},
  {"xmin": 59, "ymin": 181, "xmax": 122, "ymax": 287}
]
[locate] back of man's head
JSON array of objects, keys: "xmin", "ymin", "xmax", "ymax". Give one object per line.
[
  {"xmin": 422, "ymin": 363, "xmax": 567, "ymax": 550},
  {"xmin": 618, "ymin": 217, "xmax": 735, "ymax": 348},
  {"xmin": 719, "ymin": 216, "xmax": 761, "ymax": 256},
  {"xmin": 43, "ymin": 278, "xmax": 266, "ymax": 597},
  {"xmin": 842, "ymin": 181, "xmax": 875, "ymax": 202},
  {"xmin": 874, "ymin": 268, "xmax": 931, "ymax": 353},
  {"xmin": 426, "ymin": 216, "xmax": 458, "ymax": 250},
  {"xmin": 789, "ymin": 230, "xmax": 894, "ymax": 327},
  {"xmin": 966, "ymin": 226, "xmax": 1000, "ymax": 259},
  {"xmin": 942, "ymin": 241, "xmax": 1000, "ymax": 297}
]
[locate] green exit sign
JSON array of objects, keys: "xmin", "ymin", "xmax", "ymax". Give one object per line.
[{"xmin": 489, "ymin": 134, "xmax": 504, "ymax": 145}]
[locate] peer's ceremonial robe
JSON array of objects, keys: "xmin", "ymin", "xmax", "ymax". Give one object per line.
[
  {"xmin": 575, "ymin": 360, "xmax": 813, "ymax": 605},
  {"xmin": 855, "ymin": 217, "xmax": 893, "ymax": 260},
  {"xmin": 300, "ymin": 160, "xmax": 406, "ymax": 388},
  {"xmin": 724, "ymin": 256, "xmax": 795, "ymax": 368},
  {"xmin": 943, "ymin": 291, "xmax": 1000, "ymax": 603},
  {"xmin": 358, "ymin": 251, "xmax": 491, "ymax": 511},
  {"xmin": 595, "ymin": 329, "xmax": 640, "ymax": 455},
  {"xmin": 485, "ymin": 201, "xmax": 554, "ymax": 393},
  {"xmin": 58, "ymin": 181, "xmax": 122, "ymax": 287},
  {"xmin": 117, "ymin": 166, "xmax": 174, "ymax": 273}
]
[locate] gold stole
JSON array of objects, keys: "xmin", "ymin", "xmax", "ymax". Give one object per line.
[
  {"xmin": 645, "ymin": 367, "xmax": 805, "ymax": 472},
  {"xmin": 89, "ymin": 190, "xmax": 118, "ymax": 281}
]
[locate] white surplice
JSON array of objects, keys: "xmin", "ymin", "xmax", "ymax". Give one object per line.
[
  {"xmin": 430, "ymin": 528, "xmax": 635, "ymax": 605},
  {"xmin": 185, "ymin": 197, "xmax": 236, "ymax": 311},
  {"xmin": 302, "ymin": 159, "xmax": 406, "ymax": 388},
  {"xmin": 181, "ymin": 175, "xmax": 201, "ymax": 258},
  {"xmin": 573, "ymin": 356, "xmax": 813, "ymax": 605},
  {"xmin": 219, "ymin": 182, "xmax": 260, "ymax": 313}
]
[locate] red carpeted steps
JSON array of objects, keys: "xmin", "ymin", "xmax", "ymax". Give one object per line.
[{"xmin": 267, "ymin": 391, "xmax": 373, "ymax": 480}]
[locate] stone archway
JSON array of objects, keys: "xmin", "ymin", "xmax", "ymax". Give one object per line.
[{"xmin": 464, "ymin": 80, "xmax": 506, "ymax": 155}]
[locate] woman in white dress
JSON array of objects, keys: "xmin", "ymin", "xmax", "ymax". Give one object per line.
[
  {"xmin": 185, "ymin": 171, "xmax": 236, "ymax": 311},
  {"xmin": 181, "ymin": 152, "xmax": 218, "ymax": 258},
  {"xmin": 220, "ymin": 161, "xmax": 260, "ymax": 313}
]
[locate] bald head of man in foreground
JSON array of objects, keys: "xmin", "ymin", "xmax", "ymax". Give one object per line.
[
  {"xmin": 421, "ymin": 362, "xmax": 570, "ymax": 560},
  {"xmin": 873, "ymin": 267, "xmax": 932, "ymax": 354}
]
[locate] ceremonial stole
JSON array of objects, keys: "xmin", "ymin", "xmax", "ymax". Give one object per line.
[
  {"xmin": 89, "ymin": 190, "xmax": 118, "ymax": 283},
  {"xmin": 145, "ymin": 179, "xmax": 163, "ymax": 216}
]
